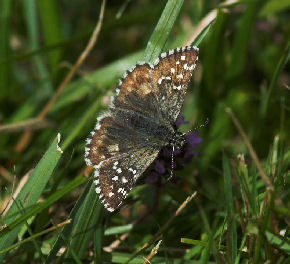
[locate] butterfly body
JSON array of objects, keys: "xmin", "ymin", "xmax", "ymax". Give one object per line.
[{"xmin": 85, "ymin": 46, "xmax": 199, "ymax": 212}]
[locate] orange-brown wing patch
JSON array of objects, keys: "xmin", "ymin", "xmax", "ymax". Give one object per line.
[{"xmin": 112, "ymin": 63, "xmax": 159, "ymax": 117}]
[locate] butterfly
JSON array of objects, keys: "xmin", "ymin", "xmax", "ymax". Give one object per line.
[{"xmin": 85, "ymin": 46, "xmax": 199, "ymax": 212}]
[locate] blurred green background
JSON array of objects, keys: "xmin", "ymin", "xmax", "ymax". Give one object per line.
[{"xmin": 0, "ymin": 0, "xmax": 289, "ymax": 263}]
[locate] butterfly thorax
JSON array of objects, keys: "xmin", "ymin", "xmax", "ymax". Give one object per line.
[{"xmin": 169, "ymin": 131, "xmax": 186, "ymax": 150}]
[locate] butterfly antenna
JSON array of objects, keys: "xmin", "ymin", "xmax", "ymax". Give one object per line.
[
  {"xmin": 168, "ymin": 145, "xmax": 175, "ymax": 181},
  {"xmin": 187, "ymin": 117, "xmax": 210, "ymax": 133}
]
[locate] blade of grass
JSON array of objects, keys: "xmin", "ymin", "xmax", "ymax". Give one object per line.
[
  {"xmin": 226, "ymin": 0, "xmax": 264, "ymax": 79},
  {"xmin": 186, "ymin": 8, "xmax": 216, "ymax": 46},
  {"xmin": 61, "ymin": 93, "xmax": 103, "ymax": 151},
  {"xmin": 37, "ymin": 0, "xmax": 62, "ymax": 72},
  {"xmin": 143, "ymin": 0, "xmax": 185, "ymax": 63},
  {"xmin": 260, "ymin": 41, "xmax": 290, "ymax": 118},
  {"xmin": 223, "ymin": 153, "xmax": 237, "ymax": 263},
  {"xmin": 181, "ymin": 238, "xmax": 227, "ymax": 251},
  {"xmin": 93, "ymin": 225, "xmax": 103, "ymax": 264},
  {"xmin": 0, "ymin": 135, "xmax": 62, "ymax": 261},
  {"xmin": 50, "ymin": 50, "xmax": 142, "ymax": 113},
  {"xmin": 253, "ymin": 192, "xmax": 273, "ymax": 263},
  {"xmin": 23, "ymin": 0, "xmax": 53, "ymax": 97},
  {"xmin": 14, "ymin": 0, "xmax": 106, "ymax": 154},
  {"xmin": 64, "ymin": 182, "xmax": 103, "ymax": 260},
  {"xmin": 259, "ymin": 0, "xmax": 290, "ymax": 17},
  {"xmin": 225, "ymin": 107, "xmax": 273, "ymax": 191},
  {"xmin": 104, "ymin": 224, "xmax": 133, "ymax": 236},
  {"xmin": 250, "ymin": 165, "xmax": 258, "ymax": 217},
  {"xmin": 14, "ymin": 200, "xmax": 45, "ymax": 262},
  {"xmin": 45, "ymin": 179, "xmax": 102, "ymax": 263},
  {"xmin": 191, "ymin": 21, "xmax": 213, "ymax": 47},
  {"xmin": 0, "ymin": 176, "xmax": 86, "ymax": 238},
  {"xmin": 0, "ymin": 0, "xmax": 12, "ymax": 99},
  {"xmin": 0, "ymin": 220, "xmax": 71, "ymax": 255},
  {"xmin": 203, "ymin": 9, "xmax": 228, "ymax": 94},
  {"xmin": 265, "ymin": 230, "xmax": 290, "ymax": 254}
]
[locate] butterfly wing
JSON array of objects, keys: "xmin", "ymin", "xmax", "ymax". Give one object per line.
[
  {"xmin": 151, "ymin": 46, "xmax": 199, "ymax": 124},
  {"xmin": 85, "ymin": 46, "xmax": 199, "ymax": 212},
  {"xmin": 94, "ymin": 147, "xmax": 159, "ymax": 211},
  {"xmin": 85, "ymin": 112, "xmax": 161, "ymax": 212},
  {"xmin": 85, "ymin": 64, "xmax": 171, "ymax": 211},
  {"xmin": 112, "ymin": 63, "xmax": 161, "ymax": 119},
  {"xmin": 85, "ymin": 63, "xmax": 173, "ymax": 168}
]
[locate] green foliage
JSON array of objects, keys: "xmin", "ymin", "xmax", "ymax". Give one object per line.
[{"xmin": 0, "ymin": 0, "xmax": 289, "ymax": 263}]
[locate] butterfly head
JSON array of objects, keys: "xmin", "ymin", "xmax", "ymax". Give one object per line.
[{"xmin": 169, "ymin": 131, "xmax": 186, "ymax": 150}]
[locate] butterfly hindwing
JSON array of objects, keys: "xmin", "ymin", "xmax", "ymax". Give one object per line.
[{"xmin": 95, "ymin": 147, "xmax": 159, "ymax": 211}]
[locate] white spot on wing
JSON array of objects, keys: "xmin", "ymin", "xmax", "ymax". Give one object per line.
[
  {"xmin": 122, "ymin": 177, "xmax": 128, "ymax": 183},
  {"xmin": 85, "ymin": 158, "xmax": 92, "ymax": 166},
  {"xmin": 173, "ymin": 84, "xmax": 182, "ymax": 90},
  {"xmin": 160, "ymin": 52, "xmax": 167, "ymax": 58},
  {"xmin": 96, "ymin": 187, "xmax": 101, "ymax": 194},
  {"xmin": 107, "ymin": 207, "xmax": 114, "ymax": 212},
  {"xmin": 177, "ymin": 73, "xmax": 183, "ymax": 79},
  {"xmin": 158, "ymin": 76, "xmax": 164, "ymax": 84},
  {"xmin": 181, "ymin": 55, "xmax": 186, "ymax": 60},
  {"xmin": 171, "ymin": 68, "xmax": 175, "ymax": 74}
]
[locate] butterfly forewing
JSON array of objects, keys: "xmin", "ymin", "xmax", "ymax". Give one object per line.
[
  {"xmin": 112, "ymin": 63, "xmax": 160, "ymax": 118},
  {"xmin": 151, "ymin": 46, "xmax": 199, "ymax": 123}
]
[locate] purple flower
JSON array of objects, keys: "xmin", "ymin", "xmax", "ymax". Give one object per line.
[
  {"xmin": 145, "ymin": 115, "xmax": 203, "ymax": 182},
  {"xmin": 175, "ymin": 115, "xmax": 189, "ymax": 127},
  {"xmin": 154, "ymin": 160, "xmax": 166, "ymax": 174}
]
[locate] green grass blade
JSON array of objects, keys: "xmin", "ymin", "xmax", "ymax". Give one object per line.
[
  {"xmin": 50, "ymin": 50, "xmax": 143, "ymax": 113},
  {"xmin": 259, "ymin": 0, "xmax": 290, "ymax": 17},
  {"xmin": 45, "ymin": 180, "xmax": 102, "ymax": 264},
  {"xmin": 192, "ymin": 18, "xmax": 214, "ymax": 47},
  {"xmin": 45, "ymin": 180, "xmax": 91, "ymax": 263},
  {"xmin": 0, "ymin": 135, "xmax": 62, "ymax": 261},
  {"xmin": 37, "ymin": 0, "xmax": 62, "ymax": 72},
  {"xmin": 226, "ymin": 0, "xmax": 264, "ymax": 79},
  {"xmin": 203, "ymin": 9, "xmax": 228, "ymax": 95},
  {"xmin": 0, "ymin": 0, "xmax": 12, "ymax": 99},
  {"xmin": 0, "ymin": 176, "xmax": 86, "ymax": 240},
  {"xmin": 223, "ymin": 153, "xmax": 237, "ymax": 263},
  {"xmin": 93, "ymin": 225, "xmax": 103, "ymax": 264},
  {"xmin": 260, "ymin": 40, "xmax": 290, "ymax": 118},
  {"xmin": 143, "ymin": 0, "xmax": 185, "ymax": 63},
  {"xmin": 265, "ymin": 231, "xmax": 290, "ymax": 254},
  {"xmin": 104, "ymin": 224, "xmax": 133, "ymax": 236},
  {"xmin": 23, "ymin": 0, "xmax": 53, "ymax": 97},
  {"xmin": 61, "ymin": 95, "xmax": 103, "ymax": 150},
  {"xmin": 65, "ymin": 182, "xmax": 103, "ymax": 260}
]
